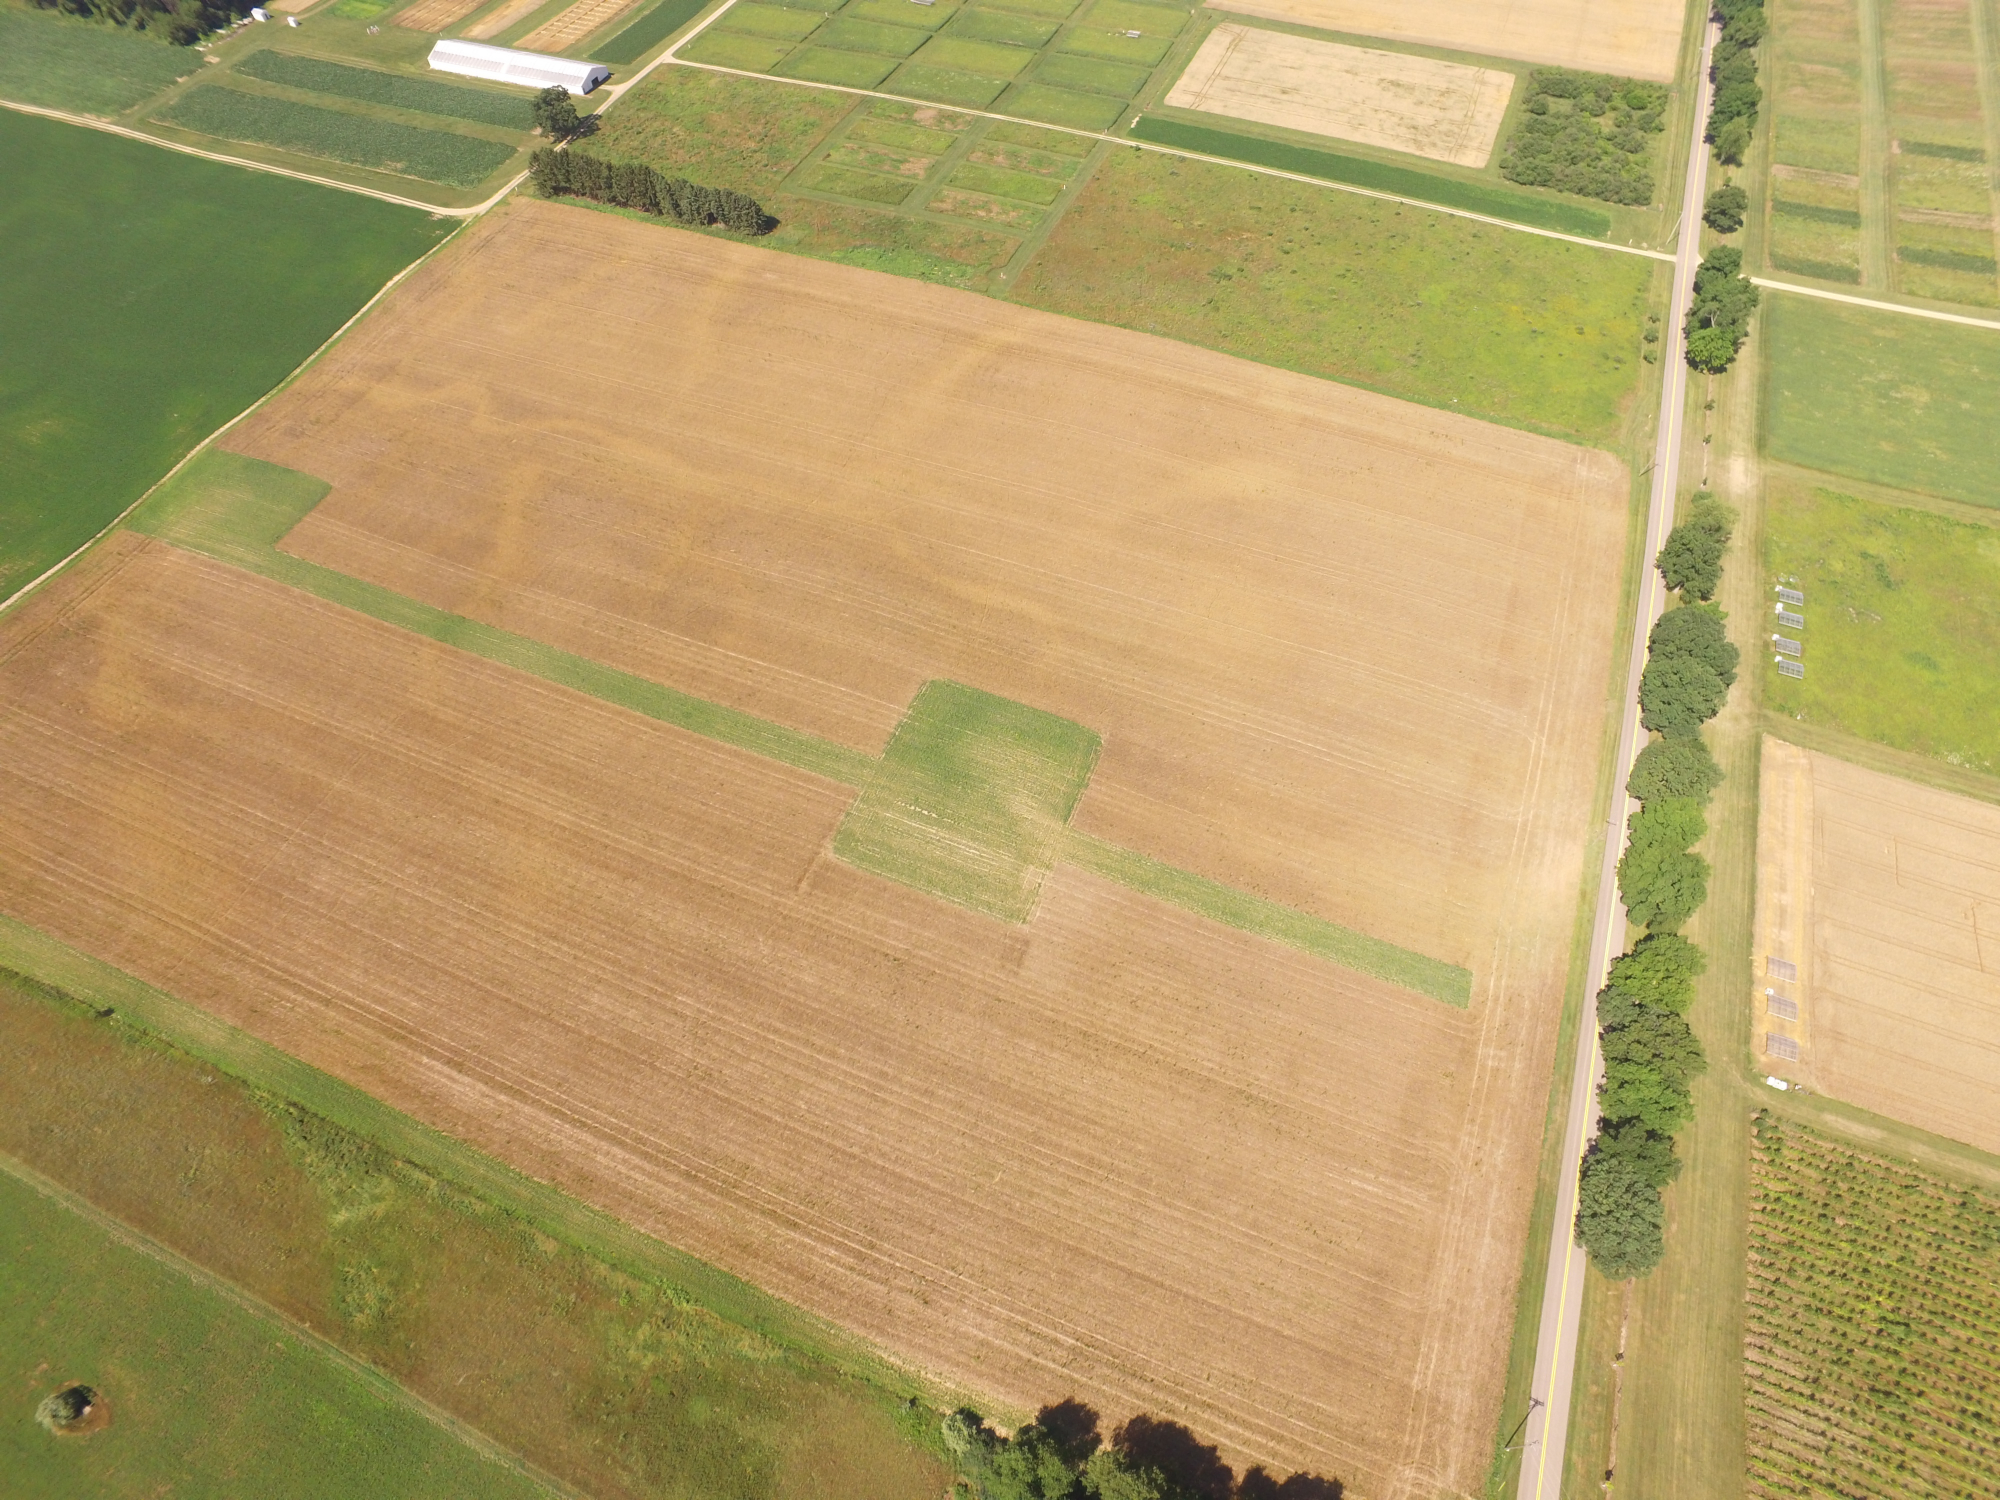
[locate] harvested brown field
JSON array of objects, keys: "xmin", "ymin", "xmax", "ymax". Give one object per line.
[
  {"xmin": 1206, "ymin": 0, "xmax": 1687, "ymax": 80},
  {"xmin": 1164, "ymin": 25, "xmax": 1516, "ymax": 167},
  {"xmin": 394, "ymin": 0, "xmax": 489, "ymax": 32},
  {"xmin": 519, "ymin": 0, "xmax": 643, "ymax": 52},
  {"xmin": 0, "ymin": 199, "xmax": 1628, "ymax": 1497},
  {"xmin": 1754, "ymin": 738, "xmax": 2000, "ymax": 1155}
]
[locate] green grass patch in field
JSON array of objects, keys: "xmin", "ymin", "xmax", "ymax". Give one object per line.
[
  {"xmin": 979, "ymin": 0, "xmax": 1079, "ymax": 16},
  {"xmin": 0, "ymin": 108, "xmax": 448, "ymax": 604},
  {"xmin": 1000, "ymin": 81, "xmax": 1124, "ymax": 128},
  {"xmin": 1056, "ymin": 26, "xmax": 1169, "ymax": 64},
  {"xmin": 1011, "ymin": 147, "xmax": 1649, "ymax": 441},
  {"xmin": 234, "ymin": 50, "xmax": 535, "ymax": 128},
  {"xmin": 1763, "ymin": 481, "xmax": 2000, "ymax": 772},
  {"xmin": 0, "ymin": 1168, "xmax": 554, "ymax": 1500},
  {"xmin": 927, "ymin": 186, "xmax": 1045, "ymax": 226},
  {"xmin": 825, "ymin": 138, "xmax": 937, "ymax": 175},
  {"xmin": 774, "ymin": 45, "xmax": 901, "ymax": 86},
  {"xmin": 848, "ymin": 114, "xmax": 960, "ymax": 152},
  {"xmin": 331, "ymin": 0, "xmax": 399, "ymax": 16},
  {"xmin": 843, "ymin": 0, "xmax": 960, "ymax": 27},
  {"xmin": 716, "ymin": 0, "xmax": 830, "ymax": 39},
  {"xmin": 0, "ymin": 7, "xmax": 196, "ymax": 115},
  {"xmin": 589, "ymin": 66, "xmax": 854, "ymax": 197},
  {"xmin": 1772, "ymin": 113, "xmax": 1860, "ymax": 174},
  {"xmin": 1064, "ymin": 833, "xmax": 1473, "ymax": 1006},
  {"xmin": 155, "ymin": 85, "xmax": 517, "ymax": 185},
  {"xmin": 1032, "ymin": 50, "xmax": 1147, "ymax": 97},
  {"xmin": 882, "ymin": 61, "xmax": 1009, "ymax": 106},
  {"xmin": 598, "ymin": 0, "xmax": 711, "ymax": 61},
  {"xmin": 1075, "ymin": 0, "xmax": 1183, "ymax": 29},
  {"xmin": 1744, "ymin": 1114, "xmax": 2000, "ymax": 1499},
  {"xmin": 949, "ymin": 158, "xmax": 1066, "ymax": 202},
  {"xmin": 963, "ymin": 138, "xmax": 1078, "ymax": 176},
  {"xmin": 986, "ymin": 116, "xmax": 1092, "ymax": 153},
  {"xmin": 680, "ymin": 28, "xmax": 799, "ymax": 68},
  {"xmin": 1773, "ymin": 197, "xmax": 1861, "ymax": 225},
  {"xmin": 834, "ymin": 681, "xmax": 1101, "ymax": 921},
  {"xmin": 0, "ymin": 953, "xmax": 953, "ymax": 1500},
  {"xmin": 947, "ymin": 7, "xmax": 1058, "ymax": 45},
  {"xmin": 912, "ymin": 33, "xmax": 1035, "ymax": 76},
  {"xmin": 801, "ymin": 158, "xmax": 919, "ymax": 199},
  {"xmin": 816, "ymin": 15, "xmax": 932, "ymax": 55},
  {"xmin": 1763, "ymin": 293, "xmax": 2000, "ymax": 507},
  {"xmin": 128, "ymin": 451, "xmax": 877, "ymax": 784},
  {"xmin": 1129, "ymin": 116, "xmax": 1614, "ymax": 237}
]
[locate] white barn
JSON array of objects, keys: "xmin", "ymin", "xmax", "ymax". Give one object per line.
[{"xmin": 427, "ymin": 39, "xmax": 610, "ymax": 94}]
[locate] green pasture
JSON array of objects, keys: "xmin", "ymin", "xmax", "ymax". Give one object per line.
[
  {"xmin": 0, "ymin": 1166, "xmax": 552, "ymax": 1500},
  {"xmin": 0, "ymin": 109, "xmax": 449, "ymax": 604},
  {"xmin": 156, "ymin": 86, "xmax": 519, "ymax": 186},
  {"xmin": 1763, "ymin": 293, "xmax": 2000, "ymax": 507},
  {"xmin": 0, "ymin": 6, "xmax": 196, "ymax": 115},
  {"xmin": 0, "ymin": 952, "xmax": 952, "ymax": 1500},
  {"xmin": 1763, "ymin": 481, "xmax": 2000, "ymax": 774},
  {"xmin": 1010, "ymin": 147, "xmax": 1654, "ymax": 442}
]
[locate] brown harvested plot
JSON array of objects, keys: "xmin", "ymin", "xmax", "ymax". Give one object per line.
[
  {"xmin": 520, "ymin": 0, "xmax": 643, "ymax": 52},
  {"xmin": 395, "ymin": 0, "xmax": 488, "ymax": 32},
  {"xmin": 1164, "ymin": 25, "xmax": 1516, "ymax": 167},
  {"xmin": 1754, "ymin": 738, "xmax": 2000, "ymax": 1155},
  {"xmin": 1204, "ymin": 0, "xmax": 1686, "ymax": 81},
  {"xmin": 0, "ymin": 200, "xmax": 1627, "ymax": 1495}
]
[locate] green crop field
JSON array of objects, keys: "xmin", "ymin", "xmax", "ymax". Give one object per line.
[
  {"xmin": 1763, "ymin": 480, "xmax": 2000, "ymax": 774},
  {"xmin": 235, "ymin": 49, "xmax": 537, "ymax": 130},
  {"xmin": 1, "ymin": 1165, "xmax": 552, "ymax": 1500},
  {"xmin": 1745, "ymin": 1113, "xmax": 2000, "ymax": 1499},
  {"xmin": 1010, "ymin": 147, "xmax": 1655, "ymax": 442},
  {"xmin": 0, "ymin": 955, "xmax": 953, "ymax": 1500},
  {"xmin": 1763, "ymin": 293, "xmax": 2000, "ymax": 507},
  {"xmin": 156, "ymin": 85, "xmax": 519, "ymax": 186},
  {"xmin": 0, "ymin": 109, "xmax": 450, "ymax": 603},
  {"xmin": 599, "ymin": 0, "xmax": 714, "ymax": 63},
  {"xmin": 0, "ymin": 7, "xmax": 196, "ymax": 116}
]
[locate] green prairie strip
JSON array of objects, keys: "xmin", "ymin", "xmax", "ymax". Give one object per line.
[
  {"xmin": 1, "ymin": 1161, "xmax": 552, "ymax": 1500},
  {"xmin": 155, "ymin": 86, "xmax": 518, "ymax": 186},
  {"xmin": 1063, "ymin": 833, "xmax": 1473, "ymax": 1006},
  {"xmin": 0, "ymin": 8, "xmax": 197, "ymax": 115},
  {"xmin": 234, "ymin": 50, "xmax": 536, "ymax": 129},
  {"xmin": 128, "ymin": 452, "xmax": 874, "ymax": 785},
  {"xmin": 1128, "ymin": 116, "xmax": 1614, "ymax": 239},
  {"xmin": 599, "ymin": 0, "xmax": 715, "ymax": 62}
]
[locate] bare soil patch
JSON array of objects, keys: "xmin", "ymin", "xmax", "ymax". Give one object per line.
[
  {"xmin": 1754, "ymin": 737, "xmax": 2000, "ymax": 1154},
  {"xmin": 0, "ymin": 200, "xmax": 1627, "ymax": 1496},
  {"xmin": 1165, "ymin": 24, "xmax": 1516, "ymax": 167},
  {"xmin": 1206, "ymin": 0, "xmax": 1686, "ymax": 81}
]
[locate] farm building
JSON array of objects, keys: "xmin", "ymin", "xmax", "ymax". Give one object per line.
[{"xmin": 427, "ymin": 39, "xmax": 609, "ymax": 94}]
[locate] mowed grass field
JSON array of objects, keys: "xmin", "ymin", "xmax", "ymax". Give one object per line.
[
  {"xmin": 0, "ymin": 109, "xmax": 451, "ymax": 603},
  {"xmin": 1764, "ymin": 479, "xmax": 2000, "ymax": 771},
  {"xmin": 0, "ymin": 199, "xmax": 1630, "ymax": 1493},
  {"xmin": 1763, "ymin": 292, "xmax": 2000, "ymax": 506},
  {"xmin": 0, "ymin": 6, "xmax": 197, "ymax": 115},
  {"xmin": 1, "ymin": 1168, "xmax": 552, "ymax": 1500},
  {"xmin": 0, "ymin": 966, "xmax": 951, "ymax": 1500},
  {"xmin": 1009, "ymin": 147, "xmax": 1656, "ymax": 440}
]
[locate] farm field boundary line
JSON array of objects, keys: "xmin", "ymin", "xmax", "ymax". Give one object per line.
[
  {"xmin": 654, "ymin": 55, "xmax": 1675, "ymax": 260},
  {"xmin": 0, "ymin": 915, "xmax": 930, "ymax": 1394},
  {"xmin": 125, "ymin": 450, "xmax": 1472, "ymax": 1005},
  {"xmin": 0, "ymin": 96, "xmax": 524, "ymax": 216},
  {"xmin": 0, "ymin": 217, "xmax": 467, "ymax": 622},
  {"xmin": 0, "ymin": 1147, "xmax": 577, "ymax": 1500},
  {"xmin": 1753, "ymin": 275, "xmax": 2000, "ymax": 327}
]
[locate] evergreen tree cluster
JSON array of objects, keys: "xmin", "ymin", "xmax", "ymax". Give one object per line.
[
  {"xmin": 1577, "ymin": 497, "xmax": 1739, "ymax": 1278},
  {"xmin": 942, "ymin": 1405, "xmax": 1341, "ymax": 1500},
  {"xmin": 1706, "ymin": 0, "xmax": 1767, "ymax": 165},
  {"xmin": 31, "ymin": 0, "xmax": 250, "ymax": 45},
  {"xmin": 1684, "ymin": 244, "xmax": 1760, "ymax": 373},
  {"xmin": 529, "ymin": 147, "xmax": 771, "ymax": 235},
  {"xmin": 1499, "ymin": 68, "xmax": 1669, "ymax": 205}
]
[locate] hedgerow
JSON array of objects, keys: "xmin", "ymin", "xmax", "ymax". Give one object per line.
[
  {"xmin": 529, "ymin": 147, "xmax": 771, "ymax": 234},
  {"xmin": 1499, "ymin": 67, "xmax": 1667, "ymax": 206},
  {"xmin": 1706, "ymin": 0, "xmax": 1767, "ymax": 165}
]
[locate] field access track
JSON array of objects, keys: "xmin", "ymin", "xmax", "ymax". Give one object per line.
[{"xmin": 0, "ymin": 200, "xmax": 1627, "ymax": 1495}]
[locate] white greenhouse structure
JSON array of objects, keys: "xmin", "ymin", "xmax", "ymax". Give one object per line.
[{"xmin": 427, "ymin": 39, "xmax": 610, "ymax": 94}]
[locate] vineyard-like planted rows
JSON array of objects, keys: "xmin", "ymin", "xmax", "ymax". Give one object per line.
[{"xmin": 1745, "ymin": 1113, "xmax": 2000, "ymax": 1499}]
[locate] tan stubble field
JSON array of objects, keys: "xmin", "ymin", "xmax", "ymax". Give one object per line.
[{"xmin": 0, "ymin": 200, "xmax": 1629, "ymax": 1496}]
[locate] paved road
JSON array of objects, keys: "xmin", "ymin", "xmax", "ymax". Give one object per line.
[{"xmin": 1515, "ymin": 17, "xmax": 1719, "ymax": 1499}]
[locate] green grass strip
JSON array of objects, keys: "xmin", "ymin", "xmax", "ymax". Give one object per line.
[
  {"xmin": 0, "ymin": 917, "xmax": 912, "ymax": 1390},
  {"xmin": 598, "ymin": 0, "xmax": 715, "ymax": 63},
  {"xmin": 127, "ymin": 452, "xmax": 873, "ymax": 785},
  {"xmin": 1064, "ymin": 831, "xmax": 1473, "ymax": 1006},
  {"xmin": 1128, "ymin": 116, "xmax": 1612, "ymax": 239},
  {"xmin": 234, "ymin": 50, "xmax": 535, "ymax": 129}
]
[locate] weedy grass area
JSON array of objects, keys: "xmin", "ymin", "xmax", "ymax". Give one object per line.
[
  {"xmin": 0, "ymin": 107, "xmax": 451, "ymax": 603},
  {"xmin": 1763, "ymin": 478, "xmax": 2000, "ymax": 773},
  {"xmin": 1762, "ymin": 292, "xmax": 2000, "ymax": 507},
  {"xmin": 0, "ymin": 5, "xmax": 198, "ymax": 115}
]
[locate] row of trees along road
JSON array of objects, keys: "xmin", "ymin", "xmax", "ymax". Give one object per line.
[
  {"xmin": 1706, "ymin": 0, "xmax": 1767, "ymax": 165},
  {"xmin": 1576, "ymin": 496, "xmax": 1737, "ymax": 1278}
]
